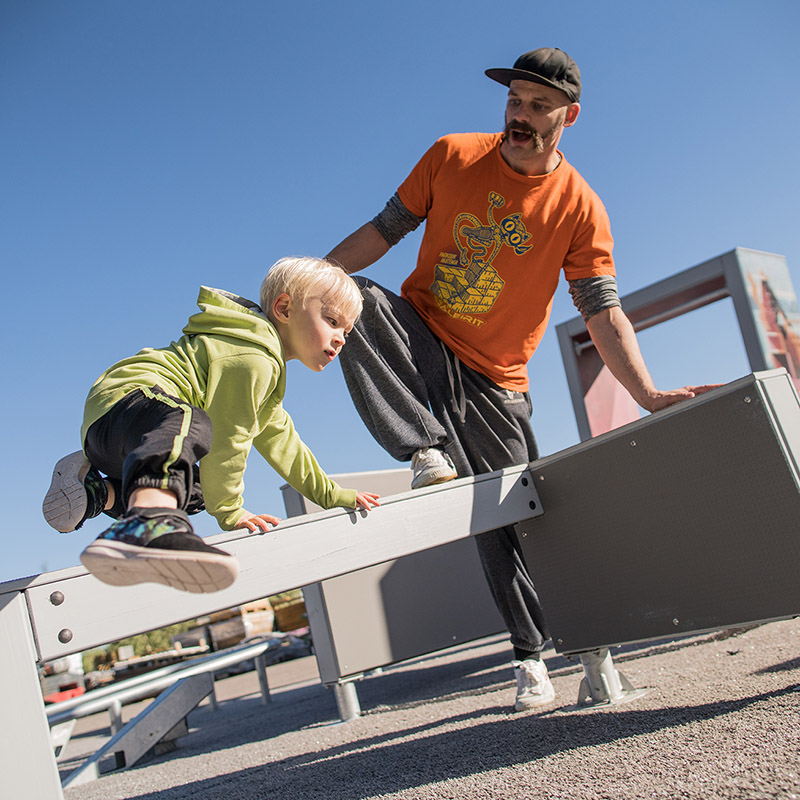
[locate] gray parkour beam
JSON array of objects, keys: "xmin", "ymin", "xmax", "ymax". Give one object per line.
[
  {"xmin": 10, "ymin": 463, "xmax": 543, "ymax": 663},
  {"xmin": 4, "ymin": 368, "xmax": 800, "ymax": 800}
]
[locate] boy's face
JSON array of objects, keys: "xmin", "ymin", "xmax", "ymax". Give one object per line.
[{"xmin": 278, "ymin": 294, "xmax": 355, "ymax": 372}]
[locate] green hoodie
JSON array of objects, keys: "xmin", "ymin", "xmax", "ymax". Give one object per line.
[{"xmin": 81, "ymin": 286, "xmax": 357, "ymax": 529}]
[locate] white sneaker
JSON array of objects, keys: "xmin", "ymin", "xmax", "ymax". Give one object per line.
[
  {"xmin": 512, "ymin": 658, "xmax": 555, "ymax": 712},
  {"xmin": 42, "ymin": 451, "xmax": 108, "ymax": 532},
  {"xmin": 411, "ymin": 447, "xmax": 457, "ymax": 489}
]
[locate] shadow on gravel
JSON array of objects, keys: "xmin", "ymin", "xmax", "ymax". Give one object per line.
[
  {"xmin": 60, "ymin": 645, "xmax": 520, "ymax": 781},
  {"xmin": 115, "ymin": 683, "xmax": 800, "ymax": 800},
  {"xmin": 58, "ymin": 681, "xmax": 335, "ymax": 781},
  {"xmin": 67, "ymin": 631, "xmax": 783, "ymax": 782},
  {"xmin": 754, "ymin": 656, "xmax": 800, "ymax": 674}
]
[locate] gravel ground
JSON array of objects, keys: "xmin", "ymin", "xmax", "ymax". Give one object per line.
[{"xmin": 61, "ymin": 619, "xmax": 800, "ymax": 800}]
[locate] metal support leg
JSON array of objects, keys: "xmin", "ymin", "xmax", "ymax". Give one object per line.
[
  {"xmin": 108, "ymin": 698, "xmax": 123, "ymax": 734},
  {"xmin": 576, "ymin": 648, "xmax": 650, "ymax": 707},
  {"xmin": 63, "ymin": 672, "xmax": 213, "ymax": 789},
  {"xmin": 333, "ymin": 679, "xmax": 361, "ymax": 721},
  {"xmin": 0, "ymin": 591, "xmax": 64, "ymax": 800},
  {"xmin": 51, "ymin": 719, "xmax": 77, "ymax": 760},
  {"xmin": 153, "ymin": 717, "xmax": 189, "ymax": 756},
  {"xmin": 255, "ymin": 652, "xmax": 271, "ymax": 704},
  {"xmin": 206, "ymin": 681, "xmax": 218, "ymax": 712}
]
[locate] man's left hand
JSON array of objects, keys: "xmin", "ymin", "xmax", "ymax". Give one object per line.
[{"xmin": 641, "ymin": 384, "xmax": 722, "ymax": 413}]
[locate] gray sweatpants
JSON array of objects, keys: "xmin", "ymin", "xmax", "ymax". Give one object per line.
[{"xmin": 339, "ymin": 277, "xmax": 550, "ymax": 653}]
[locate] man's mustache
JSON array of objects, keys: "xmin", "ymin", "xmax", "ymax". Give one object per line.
[{"xmin": 505, "ymin": 120, "xmax": 535, "ymax": 136}]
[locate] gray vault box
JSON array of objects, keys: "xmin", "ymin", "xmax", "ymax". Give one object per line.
[
  {"xmin": 281, "ymin": 469, "xmax": 505, "ymax": 686},
  {"xmin": 518, "ymin": 368, "xmax": 800, "ymax": 653}
]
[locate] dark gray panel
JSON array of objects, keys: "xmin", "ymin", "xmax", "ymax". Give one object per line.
[
  {"xmin": 282, "ymin": 469, "xmax": 505, "ymax": 683},
  {"xmin": 320, "ymin": 537, "xmax": 505, "ymax": 678},
  {"xmin": 519, "ymin": 371, "xmax": 800, "ymax": 653}
]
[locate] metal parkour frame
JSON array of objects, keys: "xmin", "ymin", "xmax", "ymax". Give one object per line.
[
  {"xmin": 557, "ymin": 247, "xmax": 800, "ymax": 441},
  {"xmin": 2, "ymin": 247, "xmax": 800, "ymax": 799},
  {"xmin": 1, "ymin": 466, "xmax": 544, "ymax": 799}
]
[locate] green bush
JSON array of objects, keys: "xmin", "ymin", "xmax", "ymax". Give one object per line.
[{"xmin": 81, "ymin": 621, "xmax": 198, "ymax": 673}]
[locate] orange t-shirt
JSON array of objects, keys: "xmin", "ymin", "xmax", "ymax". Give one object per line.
[{"xmin": 398, "ymin": 132, "xmax": 615, "ymax": 391}]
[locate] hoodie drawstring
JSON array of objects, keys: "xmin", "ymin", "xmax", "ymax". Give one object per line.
[{"xmin": 440, "ymin": 341, "xmax": 467, "ymax": 424}]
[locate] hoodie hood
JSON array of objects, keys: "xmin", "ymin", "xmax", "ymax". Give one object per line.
[
  {"xmin": 82, "ymin": 285, "xmax": 287, "ymax": 440},
  {"xmin": 182, "ymin": 286, "xmax": 284, "ymax": 361}
]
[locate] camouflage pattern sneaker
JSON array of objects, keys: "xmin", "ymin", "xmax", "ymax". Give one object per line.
[
  {"xmin": 43, "ymin": 451, "xmax": 108, "ymax": 532},
  {"xmin": 80, "ymin": 507, "xmax": 239, "ymax": 593}
]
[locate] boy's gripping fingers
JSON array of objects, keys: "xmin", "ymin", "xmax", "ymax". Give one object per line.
[
  {"xmin": 234, "ymin": 512, "xmax": 281, "ymax": 532},
  {"xmin": 355, "ymin": 491, "xmax": 381, "ymax": 511}
]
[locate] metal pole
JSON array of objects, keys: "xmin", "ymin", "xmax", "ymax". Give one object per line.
[
  {"xmin": 576, "ymin": 649, "xmax": 650, "ymax": 707},
  {"xmin": 0, "ymin": 591, "xmax": 64, "ymax": 800},
  {"xmin": 333, "ymin": 680, "xmax": 361, "ymax": 721}
]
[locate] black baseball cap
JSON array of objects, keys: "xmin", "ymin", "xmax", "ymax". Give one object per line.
[{"xmin": 485, "ymin": 48, "xmax": 581, "ymax": 103}]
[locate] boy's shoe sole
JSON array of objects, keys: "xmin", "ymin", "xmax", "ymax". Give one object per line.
[
  {"xmin": 80, "ymin": 539, "xmax": 239, "ymax": 594},
  {"xmin": 43, "ymin": 451, "xmax": 93, "ymax": 532}
]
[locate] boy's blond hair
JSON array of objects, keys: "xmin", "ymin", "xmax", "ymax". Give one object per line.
[{"xmin": 260, "ymin": 256, "xmax": 363, "ymax": 322}]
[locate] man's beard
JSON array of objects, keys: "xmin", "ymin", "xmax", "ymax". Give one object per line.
[{"xmin": 502, "ymin": 119, "xmax": 562, "ymax": 153}]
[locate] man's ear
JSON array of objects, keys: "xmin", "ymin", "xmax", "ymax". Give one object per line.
[
  {"xmin": 563, "ymin": 102, "xmax": 581, "ymax": 127},
  {"xmin": 272, "ymin": 293, "xmax": 292, "ymax": 323}
]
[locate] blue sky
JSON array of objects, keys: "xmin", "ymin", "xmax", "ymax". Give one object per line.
[{"xmin": 2, "ymin": 0, "xmax": 798, "ymax": 582}]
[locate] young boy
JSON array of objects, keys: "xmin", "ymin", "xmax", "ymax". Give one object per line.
[{"xmin": 42, "ymin": 256, "xmax": 380, "ymax": 594}]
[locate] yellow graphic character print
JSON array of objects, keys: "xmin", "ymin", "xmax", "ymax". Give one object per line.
[{"xmin": 430, "ymin": 192, "xmax": 531, "ymax": 318}]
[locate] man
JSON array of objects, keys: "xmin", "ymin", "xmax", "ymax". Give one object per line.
[{"xmin": 327, "ymin": 48, "xmax": 712, "ymax": 711}]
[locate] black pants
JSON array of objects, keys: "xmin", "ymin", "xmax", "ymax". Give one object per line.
[
  {"xmin": 339, "ymin": 278, "xmax": 550, "ymax": 654},
  {"xmin": 83, "ymin": 386, "xmax": 211, "ymax": 518}
]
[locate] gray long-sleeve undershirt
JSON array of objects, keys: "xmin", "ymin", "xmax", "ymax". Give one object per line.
[{"xmin": 371, "ymin": 192, "xmax": 621, "ymax": 323}]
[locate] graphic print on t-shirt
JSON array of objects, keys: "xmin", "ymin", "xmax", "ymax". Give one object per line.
[{"xmin": 429, "ymin": 191, "xmax": 531, "ymax": 319}]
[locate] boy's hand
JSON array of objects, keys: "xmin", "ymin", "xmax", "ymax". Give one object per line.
[
  {"xmin": 354, "ymin": 491, "xmax": 380, "ymax": 511},
  {"xmin": 234, "ymin": 512, "xmax": 281, "ymax": 532}
]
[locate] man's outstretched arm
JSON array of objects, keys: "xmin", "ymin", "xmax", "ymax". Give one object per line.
[{"xmin": 586, "ymin": 305, "xmax": 719, "ymax": 412}]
